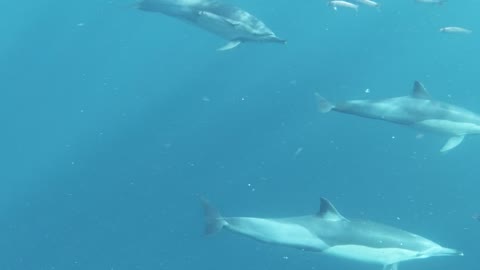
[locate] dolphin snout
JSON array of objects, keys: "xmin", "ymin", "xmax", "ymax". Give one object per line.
[
  {"xmin": 268, "ymin": 36, "xmax": 287, "ymax": 44},
  {"xmin": 274, "ymin": 39, "xmax": 287, "ymax": 44}
]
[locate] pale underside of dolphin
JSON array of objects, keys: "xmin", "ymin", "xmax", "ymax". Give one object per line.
[
  {"xmin": 202, "ymin": 197, "xmax": 463, "ymax": 270},
  {"xmin": 137, "ymin": 0, "xmax": 286, "ymax": 51},
  {"xmin": 316, "ymin": 81, "xmax": 480, "ymax": 152}
]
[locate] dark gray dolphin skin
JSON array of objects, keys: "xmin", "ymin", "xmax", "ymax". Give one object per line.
[
  {"xmin": 316, "ymin": 81, "xmax": 480, "ymax": 152},
  {"xmin": 136, "ymin": 0, "xmax": 286, "ymax": 51},
  {"xmin": 415, "ymin": 0, "xmax": 447, "ymax": 5},
  {"xmin": 202, "ymin": 198, "xmax": 463, "ymax": 270}
]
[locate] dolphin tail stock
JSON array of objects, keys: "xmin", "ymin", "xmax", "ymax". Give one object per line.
[
  {"xmin": 440, "ymin": 135, "xmax": 465, "ymax": 152},
  {"xmin": 201, "ymin": 198, "xmax": 227, "ymax": 235},
  {"xmin": 383, "ymin": 264, "xmax": 398, "ymax": 270},
  {"xmin": 314, "ymin": 93, "xmax": 334, "ymax": 113}
]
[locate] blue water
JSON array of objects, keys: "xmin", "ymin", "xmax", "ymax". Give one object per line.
[{"xmin": 1, "ymin": 0, "xmax": 479, "ymax": 269}]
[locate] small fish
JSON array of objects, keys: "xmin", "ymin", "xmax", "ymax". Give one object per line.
[
  {"xmin": 473, "ymin": 213, "xmax": 480, "ymax": 222},
  {"xmin": 440, "ymin": 27, "xmax": 472, "ymax": 34},
  {"xmin": 415, "ymin": 0, "xmax": 447, "ymax": 5},
  {"xmin": 328, "ymin": 1, "xmax": 359, "ymax": 12},
  {"xmin": 293, "ymin": 147, "xmax": 303, "ymax": 159},
  {"xmin": 354, "ymin": 0, "xmax": 380, "ymax": 8}
]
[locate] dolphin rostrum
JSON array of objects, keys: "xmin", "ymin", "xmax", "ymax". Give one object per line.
[
  {"xmin": 137, "ymin": 0, "xmax": 286, "ymax": 51},
  {"xmin": 202, "ymin": 197, "xmax": 463, "ymax": 270},
  {"xmin": 316, "ymin": 81, "xmax": 480, "ymax": 152}
]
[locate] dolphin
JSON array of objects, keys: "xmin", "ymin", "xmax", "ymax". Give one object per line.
[
  {"xmin": 136, "ymin": 0, "xmax": 286, "ymax": 51},
  {"xmin": 316, "ymin": 81, "xmax": 480, "ymax": 152},
  {"xmin": 202, "ymin": 197, "xmax": 463, "ymax": 270}
]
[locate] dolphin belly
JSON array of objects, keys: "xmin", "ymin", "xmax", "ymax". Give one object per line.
[
  {"xmin": 414, "ymin": 119, "xmax": 480, "ymax": 136},
  {"xmin": 224, "ymin": 217, "xmax": 328, "ymax": 251},
  {"xmin": 324, "ymin": 245, "xmax": 420, "ymax": 265},
  {"xmin": 333, "ymin": 98, "xmax": 419, "ymax": 125}
]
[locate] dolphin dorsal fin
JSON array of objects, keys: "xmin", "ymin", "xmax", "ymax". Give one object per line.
[
  {"xmin": 317, "ymin": 198, "xmax": 348, "ymax": 221},
  {"xmin": 412, "ymin": 81, "xmax": 431, "ymax": 99}
]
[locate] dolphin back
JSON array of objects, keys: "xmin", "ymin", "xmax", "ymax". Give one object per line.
[{"xmin": 137, "ymin": 0, "xmax": 211, "ymax": 16}]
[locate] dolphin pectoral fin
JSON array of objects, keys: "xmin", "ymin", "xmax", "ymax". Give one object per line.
[
  {"xmin": 197, "ymin": 10, "xmax": 217, "ymax": 19},
  {"xmin": 440, "ymin": 135, "xmax": 465, "ymax": 152},
  {"xmin": 217, "ymin": 40, "xmax": 241, "ymax": 51},
  {"xmin": 314, "ymin": 93, "xmax": 334, "ymax": 113},
  {"xmin": 383, "ymin": 263, "xmax": 398, "ymax": 270},
  {"xmin": 201, "ymin": 198, "xmax": 226, "ymax": 235},
  {"xmin": 272, "ymin": 37, "xmax": 287, "ymax": 44}
]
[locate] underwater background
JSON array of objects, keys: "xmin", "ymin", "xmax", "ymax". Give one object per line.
[{"xmin": 0, "ymin": 0, "xmax": 479, "ymax": 269}]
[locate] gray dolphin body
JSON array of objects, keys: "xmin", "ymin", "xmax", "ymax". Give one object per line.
[
  {"xmin": 203, "ymin": 198, "xmax": 462, "ymax": 270},
  {"xmin": 137, "ymin": 0, "xmax": 285, "ymax": 50},
  {"xmin": 316, "ymin": 81, "xmax": 480, "ymax": 152}
]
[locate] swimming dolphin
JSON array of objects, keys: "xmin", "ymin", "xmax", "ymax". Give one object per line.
[
  {"xmin": 136, "ymin": 0, "xmax": 286, "ymax": 51},
  {"xmin": 202, "ymin": 197, "xmax": 462, "ymax": 270},
  {"xmin": 316, "ymin": 81, "xmax": 480, "ymax": 152}
]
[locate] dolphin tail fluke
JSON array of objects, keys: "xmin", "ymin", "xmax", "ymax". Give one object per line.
[
  {"xmin": 383, "ymin": 264, "xmax": 398, "ymax": 270},
  {"xmin": 217, "ymin": 40, "xmax": 241, "ymax": 51},
  {"xmin": 201, "ymin": 198, "xmax": 226, "ymax": 235},
  {"xmin": 315, "ymin": 93, "xmax": 334, "ymax": 113},
  {"xmin": 440, "ymin": 135, "xmax": 465, "ymax": 152}
]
